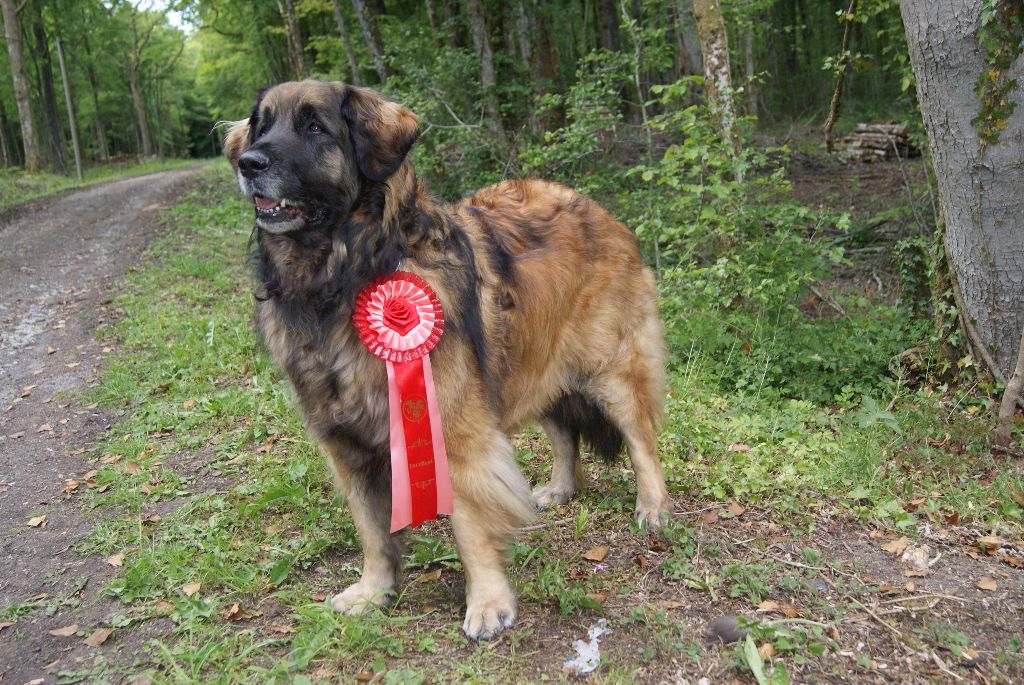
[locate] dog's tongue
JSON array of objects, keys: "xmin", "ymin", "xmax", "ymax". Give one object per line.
[{"xmin": 254, "ymin": 195, "xmax": 278, "ymax": 210}]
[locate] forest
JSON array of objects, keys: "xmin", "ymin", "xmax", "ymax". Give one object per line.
[{"xmin": 0, "ymin": 0, "xmax": 1022, "ymax": 682}]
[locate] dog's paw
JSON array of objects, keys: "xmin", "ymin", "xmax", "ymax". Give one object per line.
[
  {"xmin": 463, "ymin": 596, "xmax": 518, "ymax": 641},
  {"xmin": 330, "ymin": 581, "xmax": 395, "ymax": 615},
  {"xmin": 532, "ymin": 483, "xmax": 574, "ymax": 510},
  {"xmin": 634, "ymin": 500, "xmax": 671, "ymax": 530}
]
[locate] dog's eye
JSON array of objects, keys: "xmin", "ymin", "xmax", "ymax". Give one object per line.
[{"xmin": 308, "ymin": 121, "xmax": 324, "ymax": 135}]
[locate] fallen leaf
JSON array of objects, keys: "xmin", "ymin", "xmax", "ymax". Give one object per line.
[
  {"xmin": 1010, "ymin": 487, "xmax": 1024, "ymax": 508},
  {"xmin": 582, "ymin": 545, "xmax": 609, "ymax": 562},
  {"xmin": 65, "ymin": 362, "xmax": 80, "ymax": 369},
  {"xmin": 155, "ymin": 600, "xmax": 174, "ymax": 614},
  {"xmin": 648, "ymin": 537, "xmax": 670, "ymax": 553},
  {"xmin": 123, "ymin": 463, "xmax": 141, "ymax": 475},
  {"xmin": 978, "ymin": 535, "xmax": 1004, "ymax": 555},
  {"xmin": 269, "ymin": 623, "xmax": 297, "ymax": 634},
  {"xmin": 416, "ymin": 568, "xmax": 442, "ymax": 583},
  {"xmin": 878, "ymin": 583, "xmax": 900, "ymax": 594},
  {"xmin": 881, "ymin": 536, "xmax": 908, "ymax": 556},
  {"xmin": 21, "ymin": 384, "xmax": 37, "ymax": 397},
  {"xmin": 83, "ymin": 627, "xmax": 113, "ymax": 647},
  {"xmin": 905, "ymin": 581, "xmax": 915, "ymax": 592},
  {"xmin": 698, "ymin": 509, "xmax": 719, "ymax": 525},
  {"xmin": 354, "ymin": 673, "xmax": 376, "ymax": 683},
  {"xmin": 656, "ymin": 599, "xmax": 686, "ymax": 609},
  {"xmin": 965, "ymin": 547, "xmax": 981, "ymax": 560},
  {"xmin": 37, "ymin": 423, "xmax": 53, "ymax": 433},
  {"xmin": 756, "ymin": 600, "xmax": 780, "ymax": 613},
  {"xmin": 904, "ymin": 569, "xmax": 928, "ymax": 577},
  {"xmin": 586, "ymin": 592, "xmax": 606, "ymax": 605},
  {"xmin": 0, "ymin": 622, "xmax": 14, "ymax": 631},
  {"xmin": 9, "ymin": 431, "xmax": 25, "ymax": 439},
  {"xmin": 943, "ymin": 511, "xmax": 961, "ymax": 525},
  {"xmin": 727, "ymin": 442, "xmax": 751, "ymax": 453},
  {"xmin": 633, "ymin": 553, "xmax": 647, "ymax": 569},
  {"xmin": 82, "ymin": 469, "xmax": 99, "ymax": 480},
  {"xmin": 977, "ymin": 577, "xmax": 998, "ymax": 591},
  {"xmin": 182, "ymin": 399, "xmax": 197, "ymax": 410},
  {"xmin": 139, "ymin": 483, "xmax": 152, "ymax": 494},
  {"xmin": 759, "ymin": 642, "xmax": 777, "ymax": 660},
  {"xmin": 181, "ymin": 582, "xmax": 201, "ymax": 597},
  {"xmin": 901, "ymin": 544, "xmax": 931, "ymax": 571},
  {"xmin": 27, "ymin": 515, "xmax": 47, "ymax": 527},
  {"xmin": 309, "ymin": 592, "xmax": 326, "ymax": 602},
  {"xmin": 779, "ymin": 603, "xmax": 799, "ymax": 618},
  {"xmin": 224, "ymin": 603, "xmax": 247, "ymax": 621},
  {"xmin": 64, "ymin": 480, "xmax": 80, "ymax": 493},
  {"xmin": 46, "ymin": 346, "xmax": 56, "ymax": 355},
  {"xmin": 1002, "ymin": 555, "xmax": 1024, "ymax": 568},
  {"xmin": 106, "ymin": 553, "xmax": 124, "ymax": 568},
  {"xmin": 48, "ymin": 624, "xmax": 78, "ymax": 637},
  {"xmin": 128, "ymin": 677, "xmax": 152, "ymax": 685},
  {"xmin": 727, "ymin": 502, "xmax": 746, "ymax": 517},
  {"xmin": 141, "ymin": 514, "xmax": 162, "ymax": 525}
]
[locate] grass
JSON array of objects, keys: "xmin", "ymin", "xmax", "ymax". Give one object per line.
[
  {"xmin": 0, "ymin": 158, "xmax": 204, "ymax": 212},
  {"xmin": 50, "ymin": 162, "xmax": 1024, "ymax": 682}
]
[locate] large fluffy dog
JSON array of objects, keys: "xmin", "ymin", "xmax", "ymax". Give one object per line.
[{"xmin": 223, "ymin": 80, "xmax": 670, "ymax": 640}]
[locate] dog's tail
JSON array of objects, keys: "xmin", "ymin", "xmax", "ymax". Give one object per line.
[{"xmin": 546, "ymin": 393, "xmax": 624, "ymax": 462}]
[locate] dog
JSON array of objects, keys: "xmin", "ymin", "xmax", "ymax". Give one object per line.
[{"xmin": 223, "ymin": 80, "xmax": 670, "ymax": 640}]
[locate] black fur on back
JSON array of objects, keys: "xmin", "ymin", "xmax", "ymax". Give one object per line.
[{"xmin": 545, "ymin": 392, "xmax": 624, "ymax": 463}]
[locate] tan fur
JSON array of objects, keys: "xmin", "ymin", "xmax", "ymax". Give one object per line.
[{"xmin": 226, "ymin": 81, "xmax": 670, "ymax": 640}]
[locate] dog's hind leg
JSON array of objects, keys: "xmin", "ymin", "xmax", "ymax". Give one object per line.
[
  {"xmin": 533, "ymin": 417, "xmax": 582, "ymax": 509},
  {"xmin": 448, "ymin": 428, "xmax": 535, "ymax": 640},
  {"xmin": 325, "ymin": 448, "xmax": 402, "ymax": 614},
  {"xmin": 591, "ymin": 332, "xmax": 671, "ymax": 528}
]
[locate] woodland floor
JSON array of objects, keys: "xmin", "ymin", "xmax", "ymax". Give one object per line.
[{"xmin": 0, "ymin": 159, "xmax": 1021, "ymax": 684}]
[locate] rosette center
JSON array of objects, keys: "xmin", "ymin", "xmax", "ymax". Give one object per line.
[{"xmin": 383, "ymin": 298, "xmax": 419, "ymax": 336}]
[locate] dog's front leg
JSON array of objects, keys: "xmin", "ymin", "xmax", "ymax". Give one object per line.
[
  {"xmin": 448, "ymin": 431, "xmax": 536, "ymax": 640},
  {"xmin": 325, "ymin": 447, "xmax": 402, "ymax": 614}
]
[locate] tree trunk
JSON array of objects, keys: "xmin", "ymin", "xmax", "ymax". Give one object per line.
[
  {"xmin": 351, "ymin": 0, "xmax": 389, "ymax": 84},
  {"xmin": 277, "ymin": 0, "xmax": 308, "ymax": 79},
  {"xmin": 30, "ymin": 12, "xmax": 67, "ymax": 174},
  {"xmin": 693, "ymin": 0, "xmax": 740, "ymax": 158},
  {"xmin": 128, "ymin": 63, "xmax": 152, "ymax": 157},
  {"xmin": 331, "ymin": 0, "xmax": 362, "ymax": 85},
  {"xmin": 675, "ymin": 0, "xmax": 702, "ymax": 76},
  {"xmin": 599, "ymin": 0, "xmax": 620, "ymax": 51},
  {"xmin": 1, "ymin": 0, "xmax": 42, "ymax": 172},
  {"xmin": 901, "ymin": 0, "xmax": 1024, "ymax": 381},
  {"xmin": 55, "ymin": 37, "xmax": 82, "ymax": 181},
  {"xmin": 742, "ymin": 2, "xmax": 756, "ymax": 116},
  {"xmin": 0, "ymin": 98, "xmax": 11, "ymax": 167},
  {"xmin": 425, "ymin": 0, "xmax": 443, "ymax": 49},
  {"xmin": 82, "ymin": 34, "xmax": 109, "ymax": 161},
  {"xmin": 466, "ymin": 0, "xmax": 506, "ymax": 144},
  {"xmin": 514, "ymin": 0, "xmax": 540, "ymax": 136}
]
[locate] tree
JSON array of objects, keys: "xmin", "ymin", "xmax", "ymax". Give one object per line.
[
  {"xmin": 901, "ymin": 0, "xmax": 1024, "ymax": 436},
  {"xmin": 330, "ymin": 0, "xmax": 361, "ymax": 85},
  {"xmin": 466, "ymin": 0, "xmax": 505, "ymax": 143},
  {"xmin": 351, "ymin": 0, "xmax": 388, "ymax": 84},
  {"xmin": 693, "ymin": 0, "xmax": 740, "ymax": 158},
  {"xmin": 1, "ymin": 0, "xmax": 43, "ymax": 172},
  {"xmin": 277, "ymin": 0, "xmax": 307, "ymax": 79}
]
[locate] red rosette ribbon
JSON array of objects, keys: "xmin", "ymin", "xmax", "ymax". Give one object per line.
[{"xmin": 353, "ymin": 271, "xmax": 452, "ymax": 532}]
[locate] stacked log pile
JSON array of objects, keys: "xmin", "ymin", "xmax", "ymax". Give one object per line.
[{"xmin": 835, "ymin": 123, "xmax": 919, "ymax": 162}]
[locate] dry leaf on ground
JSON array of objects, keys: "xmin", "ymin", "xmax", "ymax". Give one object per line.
[
  {"xmin": 582, "ymin": 545, "xmax": 609, "ymax": 562},
  {"xmin": 881, "ymin": 536, "xmax": 908, "ymax": 555},
  {"xmin": 106, "ymin": 553, "xmax": 124, "ymax": 567},
  {"xmin": 977, "ymin": 577, "xmax": 998, "ymax": 591},
  {"xmin": 181, "ymin": 582, "xmax": 201, "ymax": 597},
  {"xmin": 48, "ymin": 624, "xmax": 78, "ymax": 637},
  {"xmin": 27, "ymin": 515, "xmax": 47, "ymax": 527},
  {"xmin": 83, "ymin": 627, "xmax": 113, "ymax": 647}
]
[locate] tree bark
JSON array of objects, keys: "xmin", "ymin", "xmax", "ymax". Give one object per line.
[
  {"xmin": 0, "ymin": 0, "xmax": 42, "ymax": 173},
  {"xmin": 674, "ymin": 0, "xmax": 702, "ymax": 76},
  {"xmin": 331, "ymin": 0, "xmax": 362, "ymax": 85},
  {"xmin": 277, "ymin": 0, "xmax": 308, "ymax": 79},
  {"xmin": 30, "ymin": 11, "xmax": 67, "ymax": 174},
  {"xmin": 351, "ymin": 0, "xmax": 389, "ymax": 84},
  {"xmin": 693, "ymin": 0, "xmax": 740, "ymax": 158},
  {"xmin": 0, "ymin": 98, "xmax": 11, "ymax": 166},
  {"xmin": 823, "ymin": 0, "xmax": 858, "ymax": 152},
  {"xmin": 996, "ymin": 325, "xmax": 1024, "ymax": 446},
  {"xmin": 466, "ymin": 0, "xmax": 506, "ymax": 144},
  {"xmin": 514, "ymin": 0, "xmax": 540, "ymax": 135},
  {"xmin": 901, "ymin": 0, "xmax": 1024, "ymax": 381},
  {"xmin": 127, "ymin": 6, "xmax": 154, "ymax": 157},
  {"xmin": 55, "ymin": 37, "xmax": 81, "ymax": 180},
  {"xmin": 599, "ymin": 0, "xmax": 620, "ymax": 51},
  {"xmin": 82, "ymin": 33, "xmax": 109, "ymax": 161},
  {"xmin": 425, "ymin": 0, "xmax": 443, "ymax": 49}
]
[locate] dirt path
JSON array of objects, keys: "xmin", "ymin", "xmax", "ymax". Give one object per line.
[{"xmin": 0, "ymin": 166, "xmax": 203, "ymax": 683}]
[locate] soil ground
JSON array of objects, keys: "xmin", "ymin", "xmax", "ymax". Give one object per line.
[
  {"xmin": 0, "ymin": 160, "xmax": 1021, "ymax": 684},
  {"xmin": 0, "ymin": 166, "xmax": 203, "ymax": 683}
]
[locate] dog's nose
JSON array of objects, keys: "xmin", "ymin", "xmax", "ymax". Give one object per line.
[{"xmin": 238, "ymin": 150, "xmax": 270, "ymax": 178}]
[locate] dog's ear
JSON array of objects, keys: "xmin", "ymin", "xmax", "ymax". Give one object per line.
[
  {"xmin": 341, "ymin": 85, "xmax": 420, "ymax": 182},
  {"xmin": 222, "ymin": 119, "xmax": 251, "ymax": 169}
]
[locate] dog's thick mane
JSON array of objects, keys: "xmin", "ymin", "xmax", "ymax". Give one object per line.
[{"xmin": 252, "ymin": 160, "xmax": 490, "ymax": 380}]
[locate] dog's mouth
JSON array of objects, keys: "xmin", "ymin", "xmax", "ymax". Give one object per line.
[{"xmin": 254, "ymin": 194, "xmax": 306, "ymax": 220}]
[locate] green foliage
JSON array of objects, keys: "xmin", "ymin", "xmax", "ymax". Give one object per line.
[{"xmin": 974, "ymin": 0, "xmax": 1024, "ymax": 143}]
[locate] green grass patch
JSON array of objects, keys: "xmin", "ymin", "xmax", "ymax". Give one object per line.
[{"xmin": 73, "ymin": 163, "xmax": 1022, "ymax": 682}]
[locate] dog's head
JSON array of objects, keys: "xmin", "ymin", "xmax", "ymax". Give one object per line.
[{"xmin": 223, "ymin": 80, "xmax": 420, "ymax": 234}]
